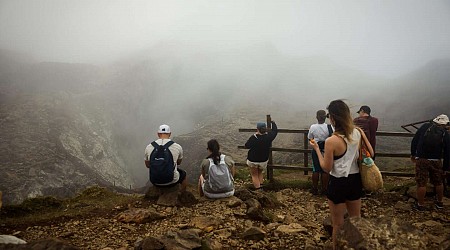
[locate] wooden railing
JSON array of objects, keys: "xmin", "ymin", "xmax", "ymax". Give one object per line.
[{"xmin": 238, "ymin": 115, "xmax": 416, "ymax": 181}]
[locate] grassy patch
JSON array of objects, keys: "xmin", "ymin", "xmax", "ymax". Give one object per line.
[
  {"xmin": 234, "ymin": 168, "xmax": 251, "ymax": 181},
  {"xmin": 0, "ymin": 186, "xmax": 137, "ymax": 227},
  {"xmin": 383, "ymin": 179, "xmax": 416, "ymax": 193}
]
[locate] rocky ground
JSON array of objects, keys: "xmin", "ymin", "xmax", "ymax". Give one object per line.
[{"xmin": 1, "ymin": 175, "xmax": 449, "ymax": 250}]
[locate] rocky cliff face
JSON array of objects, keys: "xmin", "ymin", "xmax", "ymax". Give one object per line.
[{"xmin": 0, "ymin": 63, "xmax": 133, "ymax": 205}]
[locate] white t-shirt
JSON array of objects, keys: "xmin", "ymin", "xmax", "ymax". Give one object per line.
[
  {"xmin": 144, "ymin": 139, "xmax": 183, "ymax": 185},
  {"xmin": 330, "ymin": 128, "xmax": 361, "ymax": 178},
  {"xmin": 308, "ymin": 123, "xmax": 333, "ymax": 142}
]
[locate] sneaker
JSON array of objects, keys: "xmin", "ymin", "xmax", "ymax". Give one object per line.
[
  {"xmin": 310, "ymin": 188, "xmax": 318, "ymax": 195},
  {"xmin": 434, "ymin": 201, "xmax": 444, "ymax": 209},
  {"xmin": 413, "ymin": 202, "xmax": 427, "ymax": 212}
]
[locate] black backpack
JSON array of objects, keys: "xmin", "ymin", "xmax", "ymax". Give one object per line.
[
  {"xmin": 317, "ymin": 124, "xmax": 333, "ymax": 151},
  {"xmin": 149, "ymin": 141, "xmax": 175, "ymax": 185},
  {"xmin": 422, "ymin": 123, "xmax": 446, "ymax": 155}
]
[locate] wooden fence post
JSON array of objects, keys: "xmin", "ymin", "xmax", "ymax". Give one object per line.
[
  {"xmin": 267, "ymin": 114, "xmax": 274, "ymax": 182},
  {"xmin": 303, "ymin": 133, "xmax": 309, "ymax": 175}
]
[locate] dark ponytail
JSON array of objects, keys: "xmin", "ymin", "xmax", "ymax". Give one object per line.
[{"xmin": 207, "ymin": 139, "xmax": 221, "ymax": 165}]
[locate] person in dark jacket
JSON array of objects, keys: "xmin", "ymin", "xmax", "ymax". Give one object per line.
[
  {"xmin": 411, "ymin": 114, "xmax": 450, "ymax": 211},
  {"xmin": 245, "ymin": 120, "xmax": 278, "ymax": 189}
]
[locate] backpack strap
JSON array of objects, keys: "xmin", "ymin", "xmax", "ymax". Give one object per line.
[
  {"xmin": 151, "ymin": 141, "xmax": 159, "ymax": 148},
  {"xmin": 163, "ymin": 140, "xmax": 175, "ymax": 149},
  {"xmin": 327, "ymin": 124, "xmax": 333, "ymax": 137},
  {"xmin": 220, "ymin": 154, "xmax": 226, "ymax": 163}
]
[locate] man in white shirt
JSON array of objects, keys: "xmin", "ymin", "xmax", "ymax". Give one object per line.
[
  {"xmin": 308, "ymin": 110, "xmax": 333, "ymax": 195},
  {"xmin": 144, "ymin": 124, "xmax": 186, "ymax": 191}
]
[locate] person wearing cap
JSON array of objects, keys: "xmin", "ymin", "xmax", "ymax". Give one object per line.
[
  {"xmin": 244, "ymin": 120, "xmax": 278, "ymax": 189},
  {"xmin": 411, "ymin": 114, "xmax": 450, "ymax": 211},
  {"xmin": 144, "ymin": 124, "xmax": 187, "ymax": 191},
  {"xmin": 353, "ymin": 105, "xmax": 379, "ymax": 158},
  {"xmin": 308, "ymin": 110, "xmax": 334, "ymax": 195}
]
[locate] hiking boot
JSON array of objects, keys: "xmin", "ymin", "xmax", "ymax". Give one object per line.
[
  {"xmin": 413, "ymin": 202, "xmax": 427, "ymax": 212},
  {"xmin": 310, "ymin": 188, "xmax": 318, "ymax": 195},
  {"xmin": 434, "ymin": 201, "xmax": 444, "ymax": 209}
]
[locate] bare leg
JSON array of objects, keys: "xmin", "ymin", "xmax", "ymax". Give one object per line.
[
  {"xmin": 250, "ymin": 167, "xmax": 261, "ymax": 188},
  {"xmin": 198, "ymin": 175, "xmax": 204, "ymax": 197},
  {"xmin": 345, "ymin": 199, "xmax": 361, "ymax": 218},
  {"xmin": 328, "ymin": 200, "xmax": 347, "ymax": 250},
  {"xmin": 180, "ymin": 178, "xmax": 187, "ymax": 192},
  {"xmin": 417, "ymin": 186, "xmax": 426, "ymax": 206},
  {"xmin": 258, "ymin": 168, "xmax": 264, "ymax": 185}
]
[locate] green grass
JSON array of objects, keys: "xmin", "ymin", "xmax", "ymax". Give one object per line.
[{"xmin": 0, "ymin": 186, "xmax": 137, "ymax": 227}]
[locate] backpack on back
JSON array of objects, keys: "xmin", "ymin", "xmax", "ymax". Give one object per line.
[
  {"xmin": 207, "ymin": 155, "xmax": 234, "ymax": 193},
  {"xmin": 149, "ymin": 141, "xmax": 175, "ymax": 185},
  {"xmin": 422, "ymin": 123, "xmax": 446, "ymax": 155}
]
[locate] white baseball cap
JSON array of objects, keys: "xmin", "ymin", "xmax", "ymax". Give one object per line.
[
  {"xmin": 433, "ymin": 114, "xmax": 449, "ymax": 125},
  {"xmin": 158, "ymin": 124, "xmax": 171, "ymax": 134}
]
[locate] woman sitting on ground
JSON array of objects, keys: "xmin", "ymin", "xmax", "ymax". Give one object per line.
[
  {"xmin": 310, "ymin": 99, "xmax": 373, "ymax": 250},
  {"xmin": 198, "ymin": 139, "xmax": 236, "ymax": 198}
]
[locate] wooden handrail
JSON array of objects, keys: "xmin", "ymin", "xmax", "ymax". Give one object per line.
[{"xmin": 239, "ymin": 115, "xmax": 417, "ymax": 181}]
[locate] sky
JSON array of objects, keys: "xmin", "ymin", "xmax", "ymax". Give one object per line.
[{"xmin": 1, "ymin": 0, "xmax": 450, "ymax": 77}]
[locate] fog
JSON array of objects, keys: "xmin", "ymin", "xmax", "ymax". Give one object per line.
[
  {"xmin": 1, "ymin": 0, "xmax": 450, "ymax": 77},
  {"xmin": 1, "ymin": 0, "xmax": 450, "ymax": 187}
]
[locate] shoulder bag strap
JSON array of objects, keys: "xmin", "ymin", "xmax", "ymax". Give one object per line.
[{"xmin": 327, "ymin": 124, "xmax": 333, "ymax": 137}]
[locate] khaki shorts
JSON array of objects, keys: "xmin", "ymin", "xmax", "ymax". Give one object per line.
[
  {"xmin": 247, "ymin": 160, "xmax": 268, "ymax": 172},
  {"xmin": 415, "ymin": 158, "xmax": 444, "ymax": 187}
]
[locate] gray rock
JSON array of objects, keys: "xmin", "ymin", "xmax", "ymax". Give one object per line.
[
  {"xmin": 134, "ymin": 237, "xmax": 165, "ymax": 250},
  {"xmin": 242, "ymin": 227, "xmax": 266, "ymax": 241},
  {"xmin": 160, "ymin": 229, "xmax": 202, "ymax": 250},
  {"xmin": 275, "ymin": 223, "xmax": 308, "ymax": 235},
  {"xmin": 0, "ymin": 235, "xmax": 26, "ymax": 244},
  {"xmin": 116, "ymin": 208, "xmax": 166, "ymax": 224},
  {"xmin": 226, "ymin": 196, "xmax": 243, "ymax": 208},
  {"xmin": 0, "ymin": 238, "xmax": 78, "ymax": 250},
  {"xmin": 394, "ymin": 201, "xmax": 411, "ymax": 212}
]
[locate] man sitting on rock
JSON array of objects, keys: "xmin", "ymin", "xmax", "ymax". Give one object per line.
[{"xmin": 145, "ymin": 124, "xmax": 187, "ymax": 191}]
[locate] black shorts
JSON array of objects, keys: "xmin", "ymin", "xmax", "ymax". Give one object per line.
[
  {"xmin": 327, "ymin": 173, "xmax": 362, "ymax": 204},
  {"xmin": 153, "ymin": 168, "xmax": 186, "ymax": 188},
  {"xmin": 311, "ymin": 149, "xmax": 324, "ymax": 173}
]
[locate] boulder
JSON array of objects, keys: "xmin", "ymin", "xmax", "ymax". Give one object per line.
[
  {"xmin": 337, "ymin": 217, "xmax": 428, "ymax": 249},
  {"xmin": 145, "ymin": 185, "xmax": 198, "ymax": 207}
]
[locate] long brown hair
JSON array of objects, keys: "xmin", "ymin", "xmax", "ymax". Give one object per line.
[
  {"xmin": 207, "ymin": 139, "xmax": 221, "ymax": 165},
  {"xmin": 327, "ymin": 99, "xmax": 355, "ymax": 140}
]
